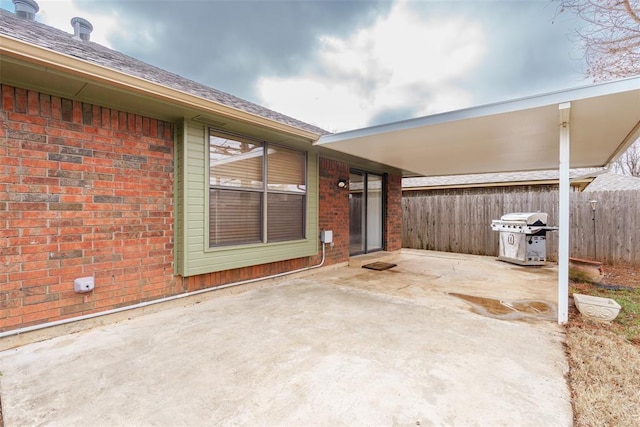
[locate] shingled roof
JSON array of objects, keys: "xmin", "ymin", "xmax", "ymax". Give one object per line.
[
  {"xmin": 583, "ymin": 172, "xmax": 640, "ymax": 192},
  {"xmin": 402, "ymin": 168, "xmax": 604, "ymax": 190},
  {"xmin": 0, "ymin": 8, "xmax": 328, "ymax": 136}
]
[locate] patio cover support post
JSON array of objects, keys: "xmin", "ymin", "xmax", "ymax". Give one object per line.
[{"xmin": 557, "ymin": 102, "xmax": 571, "ymax": 324}]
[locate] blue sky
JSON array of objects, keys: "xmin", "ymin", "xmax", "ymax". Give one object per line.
[{"xmin": 1, "ymin": 0, "xmax": 588, "ymax": 132}]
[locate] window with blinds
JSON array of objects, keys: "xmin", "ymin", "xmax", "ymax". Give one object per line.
[{"xmin": 209, "ymin": 129, "xmax": 306, "ymax": 247}]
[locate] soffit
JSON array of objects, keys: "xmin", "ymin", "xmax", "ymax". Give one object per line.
[
  {"xmin": 316, "ymin": 77, "xmax": 640, "ymax": 177},
  {"xmin": 0, "ymin": 37, "xmax": 319, "ymax": 145}
]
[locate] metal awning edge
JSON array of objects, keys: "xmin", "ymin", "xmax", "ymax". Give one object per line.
[{"xmin": 316, "ymin": 76, "xmax": 640, "ymax": 146}]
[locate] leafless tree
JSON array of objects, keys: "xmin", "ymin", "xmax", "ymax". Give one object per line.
[
  {"xmin": 613, "ymin": 139, "xmax": 640, "ymax": 176},
  {"xmin": 556, "ymin": 0, "xmax": 640, "ymax": 82},
  {"xmin": 557, "ymin": 1, "xmax": 640, "ymax": 176}
]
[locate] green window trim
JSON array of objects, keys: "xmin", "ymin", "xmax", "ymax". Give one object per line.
[{"xmin": 175, "ymin": 119, "xmax": 318, "ymax": 277}]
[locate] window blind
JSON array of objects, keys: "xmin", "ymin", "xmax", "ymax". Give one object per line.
[
  {"xmin": 209, "ymin": 129, "xmax": 306, "ymax": 247},
  {"xmin": 209, "ymin": 134, "xmax": 263, "ymax": 189},
  {"xmin": 267, "ymin": 146, "xmax": 306, "ymax": 192},
  {"xmin": 267, "ymin": 193, "xmax": 305, "ymax": 242},
  {"xmin": 209, "ymin": 189, "xmax": 262, "ymax": 246}
]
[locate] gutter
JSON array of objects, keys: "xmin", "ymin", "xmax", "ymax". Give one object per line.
[
  {"xmin": 0, "ymin": 34, "xmax": 321, "ymax": 141},
  {"xmin": 0, "ymin": 244, "xmax": 327, "ymax": 340}
]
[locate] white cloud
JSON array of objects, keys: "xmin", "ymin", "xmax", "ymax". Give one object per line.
[
  {"xmin": 256, "ymin": 0, "xmax": 486, "ymax": 132},
  {"xmin": 258, "ymin": 76, "xmax": 372, "ymax": 133},
  {"xmin": 1, "ymin": 0, "xmax": 490, "ymax": 133}
]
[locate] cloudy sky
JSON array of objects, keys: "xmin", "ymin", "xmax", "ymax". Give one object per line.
[{"xmin": 1, "ymin": 0, "xmax": 588, "ymax": 132}]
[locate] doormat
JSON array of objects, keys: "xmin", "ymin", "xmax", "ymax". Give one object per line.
[{"xmin": 362, "ymin": 262, "xmax": 397, "ymax": 271}]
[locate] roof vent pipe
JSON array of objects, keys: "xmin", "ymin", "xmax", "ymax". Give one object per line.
[
  {"xmin": 12, "ymin": 0, "xmax": 39, "ymax": 21},
  {"xmin": 71, "ymin": 17, "xmax": 93, "ymax": 41}
]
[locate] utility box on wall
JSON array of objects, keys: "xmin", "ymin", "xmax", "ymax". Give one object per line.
[
  {"xmin": 320, "ymin": 230, "xmax": 333, "ymax": 244},
  {"xmin": 74, "ymin": 277, "xmax": 95, "ymax": 293}
]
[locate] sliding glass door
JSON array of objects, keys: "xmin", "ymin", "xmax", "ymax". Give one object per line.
[{"xmin": 349, "ymin": 171, "xmax": 384, "ymax": 255}]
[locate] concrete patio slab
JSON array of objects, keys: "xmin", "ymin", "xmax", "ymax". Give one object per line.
[
  {"xmin": 0, "ymin": 251, "xmax": 572, "ymax": 426},
  {"xmin": 330, "ymin": 249, "xmax": 561, "ymax": 318}
]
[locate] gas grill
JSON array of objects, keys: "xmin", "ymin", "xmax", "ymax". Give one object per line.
[{"xmin": 490, "ymin": 212, "xmax": 557, "ymax": 266}]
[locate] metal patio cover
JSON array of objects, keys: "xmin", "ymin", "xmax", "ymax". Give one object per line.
[
  {"xmin": 316, "ymin": 76, "xmax": 639, "ymax": 325},
  {"xmin": 315, "ymin": 77, "xmax": 640, "ymax": 177}
]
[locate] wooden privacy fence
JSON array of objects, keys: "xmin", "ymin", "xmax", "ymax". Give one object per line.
[{"xmin": 402, "ymin": 190, "xmax": 640, "ymax": 266}]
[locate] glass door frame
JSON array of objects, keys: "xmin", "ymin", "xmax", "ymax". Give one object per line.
[{"xmin": 348, "ymin": 169, "xmax": 386, "ymax": 256}]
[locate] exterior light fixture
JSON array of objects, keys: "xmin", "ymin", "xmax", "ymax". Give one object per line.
[{"xmin": 337, "ymin": 179, "xmax": 348, "ymax": 189}]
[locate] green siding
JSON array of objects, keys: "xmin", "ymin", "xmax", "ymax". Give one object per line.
[
  {"xmin": 176, "ymin": 120, "xmax": 318, "ymax": 277},
  {"xmin": 173, "ymin": 120, "xmax": 185, "ymax": 275}
]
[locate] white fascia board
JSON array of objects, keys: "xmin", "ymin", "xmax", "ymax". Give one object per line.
[{"xmin": 317, "ymin": 76, "xmax": 640, "ymax": 146}]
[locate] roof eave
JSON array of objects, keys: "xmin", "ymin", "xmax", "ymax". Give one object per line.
[
  {"xmin": 0, "ymin": 34, "xmax": 321, "ymax": 141},
  {"xmin": 403, "ymin": 178, "xmax": 594, "ymax": 192},
  {"xmin": 314, "ymin": 76, "xmax": 640, "ymax": 178}
]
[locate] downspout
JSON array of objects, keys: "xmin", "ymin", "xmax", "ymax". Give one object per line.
[{"xmin": 0, "ymin": 243, "xmax": 327, "ymax": 339}]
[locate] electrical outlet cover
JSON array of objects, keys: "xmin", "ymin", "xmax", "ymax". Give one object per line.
[{"xmin": 74, "ymin": 277, "xmax": 94, "ymax": 293}]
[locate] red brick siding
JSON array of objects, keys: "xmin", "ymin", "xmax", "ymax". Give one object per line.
[
  {"xmin": 0, "ymin": 83, "xmax": 395, "ymax": 333},
  {"xmin": 182, "ymin": 257, "xmax": 311, "ymax": 291},
  {"xmin": 1, "ymin": 84, "xmax": 178, "ymax": 331},
  {"xmin": 385, "ymin": 173, "xmax": 402, "ymax": 251},
  {"xmin": 0, "ymin": 85, "xmax": 353, "ymax": 332},
  {"xmin": 318, "ymin": 157, "xmax": 350, "ymax": 264}
]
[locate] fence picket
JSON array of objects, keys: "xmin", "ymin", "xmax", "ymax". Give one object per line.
[{"xmin": 402, "ymin": 190, "xmax": 640, "ymax": 265}]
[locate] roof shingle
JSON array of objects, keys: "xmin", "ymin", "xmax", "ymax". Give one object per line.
[
  {"xmin": 583, "ymin": 172, "xmax": 640, "ymax": 192},
  {"xmin": 402, "ymin": 168, "xmax": 604, "ymax": 189},
  {"xmin": 0, "ymin": 8, "xmax": 328, "ymax": 135}
]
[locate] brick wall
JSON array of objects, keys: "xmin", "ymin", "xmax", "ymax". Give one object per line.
[
  {"xmin": 0, "ymin": 85, "xmax": 356, "ymax": 332},
  {"xmin": 0, "ymin": 84, "xmax": 178, "ymax": 331},
  {"xmin": 182, "ymin": 257, "xmax": 311, "ymax": 292},
  {"xmin": 318, "ymin": 157, "xmax": 350, "ymax": 264},
  {"xmin": 385, "ymin": 173, "xmax": 402, "ymax": 251}
]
